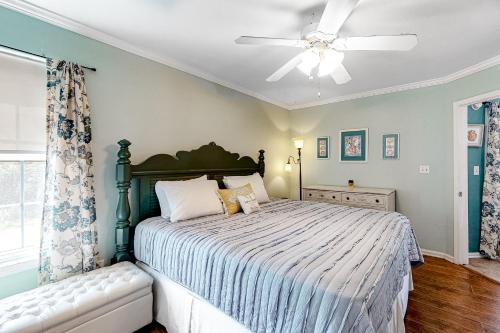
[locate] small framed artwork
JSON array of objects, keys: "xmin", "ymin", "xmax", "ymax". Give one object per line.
[
  {"xmin": 382, "ymin": 134, "xmax": 400, "ymax": 160},
  {"xmin": 467, "ymin": 124, "xmax": 484, "ymax": 147},
  {"xmin": 339, "ymin": 128, "xmax": 368, "ymax": 162},
  {"xmin": 316, "ymin": 136, "xmax": 330, "ymax": 159}
]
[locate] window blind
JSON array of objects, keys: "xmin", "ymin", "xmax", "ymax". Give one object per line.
[{"xmin": 0, "ymin": 52, "xmax": 46, "ymax": 156}]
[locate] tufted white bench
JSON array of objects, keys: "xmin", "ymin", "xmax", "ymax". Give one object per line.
[{"xmin": 0, "ymin": 262, "xmax": 153, "ymax": 333}]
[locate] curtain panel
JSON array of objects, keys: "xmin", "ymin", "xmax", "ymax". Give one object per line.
[
  {"xmin": 480, "ymin": 101, "xmax": 500, "ymax": 259},
  {"xmin": 39, "ymin": 59, "xmax": 98, "ymax": 284}
]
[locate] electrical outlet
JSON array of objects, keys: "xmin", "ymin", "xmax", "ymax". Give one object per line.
[
  {"xmin": 419, "ymin": 165, "xmax": 430, "ymax": 174},
  {"xmin": 473, "ymin": 165, "xmax": 480, "ymax": 176}
]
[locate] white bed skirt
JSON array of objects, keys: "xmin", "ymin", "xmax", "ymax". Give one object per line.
[{"xmin": 137, "ymin": 261, "xmax": 413, "ymax": 333}]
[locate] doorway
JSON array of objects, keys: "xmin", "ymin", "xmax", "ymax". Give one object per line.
[{"xmin": 453, "ymin": 90, "xmax": 500, "ymax": 265}]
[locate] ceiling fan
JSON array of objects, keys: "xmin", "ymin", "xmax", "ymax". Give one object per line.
[{"xmin": 235, "ymin": 0, "xmax": 418, "ymax": 84}]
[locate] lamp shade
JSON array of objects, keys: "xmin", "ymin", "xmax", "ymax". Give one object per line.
[
  {"xmin": 318, "ymin": 50, "xmax": 344, "ymax": 77},
  {"xmin": 284, "ymin": 162, "xmax": 292, "ymax": 172},
  {"xmin": 293, "ymin": 137, "xmax": 304, "ymax": 149},
  {"xmin": 297, "ymin": 50, "xmax": 320, "ymax": 76}
]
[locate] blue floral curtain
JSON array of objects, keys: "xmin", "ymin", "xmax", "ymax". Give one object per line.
[
  {"xmin": 480, "ymin": 101, "xmax": 500, "ymax": 259},
  {"xmin": 39, "ymin": 59, "xmax": 98, "ymax": 284}
]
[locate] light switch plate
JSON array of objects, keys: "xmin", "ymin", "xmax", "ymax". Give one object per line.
[
  {"xmin": 473, "ymin": 165, "xmax": 480, "ymax": 176},
  {"xmin": 419, "ymin": 165, "xmax": 430, "ymax": 174}
]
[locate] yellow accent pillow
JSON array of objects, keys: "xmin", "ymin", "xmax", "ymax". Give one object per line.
[{"xmin": 216, "ymin": 183, "xmax": 254, "ymax": 215}]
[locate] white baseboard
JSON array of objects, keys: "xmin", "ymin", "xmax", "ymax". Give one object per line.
[
  {"xmin": 421, "ymin": 249, "xmax": 456, "ymax": 264},
  {"xmin": 468, "ymin": 252, "xmax": 486, "ymax": 259}
]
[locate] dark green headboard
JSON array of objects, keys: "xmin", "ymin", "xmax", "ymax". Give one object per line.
[{"xmin": 113, "ymin": 140, "xmax": 265, "ymax": 262}]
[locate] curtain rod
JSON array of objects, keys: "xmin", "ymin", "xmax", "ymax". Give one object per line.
[{"xmin": 0, "ymin": 43, "xmax": 97, "ymax": 72}]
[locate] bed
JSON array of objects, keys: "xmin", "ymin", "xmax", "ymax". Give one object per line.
[{"xmin": 112, "ymin": 140, "xmax": 423, "ymax": 333}]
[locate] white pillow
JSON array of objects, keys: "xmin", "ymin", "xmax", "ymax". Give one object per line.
[
  {"xmin": 162, "ymin": 179, "xmax": 223, "ymax": 222},
  {"xmin": 155, "ymin": 175, "xmax": 207, "ymax": 219},
  {"xmin": 238, "ymin": 192, "xmax": 260, "ymax": 215},
  {"xmin": 223, "ymin": 173, "xmax": 270, "ymax": 203}
]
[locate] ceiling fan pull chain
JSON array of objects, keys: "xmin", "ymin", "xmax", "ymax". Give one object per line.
[{"xmin": 317, "ymin": 77, "xmax": 321, "ymax": 98}]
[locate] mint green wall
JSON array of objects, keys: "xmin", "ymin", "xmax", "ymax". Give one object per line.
[
  {"xmin": 0, "ymin": 269, "xmax": 37, "ymax": 299},
  {"xmin": 1, "ymin": 3, "xmax": 499, "ymax": 300},
  {"xmin": 467, "ymin": 99, "xmax": 499, "ymax": 252},
  {"xmin": 0, "ymin": 6, "xmax": 290, "ymax": 299},
  {"xmin": 290, "ymin": 66, "xmax": 500, "ymax": 256}
]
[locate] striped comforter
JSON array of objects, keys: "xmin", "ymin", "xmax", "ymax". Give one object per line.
[{"xmin": 135, "ymin": 199, "xmax": 422, "ymax": 333}]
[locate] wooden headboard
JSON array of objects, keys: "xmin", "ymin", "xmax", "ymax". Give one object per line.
[{"xmin": 113, "ymin": 139, "xmax": 265, "ymax": 262}]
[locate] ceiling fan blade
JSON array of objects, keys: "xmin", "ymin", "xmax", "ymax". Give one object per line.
[
  {"xmin": 266, "ymin": 52, "xmax": 306, "ymax": 82},
  {"xmin": 333, "ymin": 34, "xmax": 418, "ymax": 51},
  {"xmin": 330, "ymin": 64, "xmax": 351, "ymax": 84},
  {"xmin": 235, "ymin": 36, "xmax": 308, "ymax": 48},
  {"xmin": 317, "ymin": 0, "xmax": 361, "ymax": 36}
]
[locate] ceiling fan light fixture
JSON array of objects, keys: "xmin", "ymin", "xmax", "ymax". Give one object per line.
[
  {"xmin": 297, "ymin": 50, "xmax": 320, "ymax": 76},
  {"xmin": 237, "ymin": 0, "xmax": 418, "ymax": 85},
  {"xmin": 297, "ymin": 62, "xmax": 313, "ymax": 76},
  {"xmin": 318, "ymin": 50, "xmax": 344, "ymax": 77}
]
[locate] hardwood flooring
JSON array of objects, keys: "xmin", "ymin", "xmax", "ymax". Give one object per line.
[
  {"xmin": 406, "ymin": 255, "xmax": 500, "ymax": 333},
  {"xmin": 137, "ymin": 323, "xmax": 166, "ymax": 333},
  {"xmin": 140, "ymin": 255, "xmax": 500, "ymax": 333}
]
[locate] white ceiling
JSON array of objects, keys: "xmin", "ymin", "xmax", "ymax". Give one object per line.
[{"xmin": 9, "ymin": 0, "xmax": 500, "ymax": 108}]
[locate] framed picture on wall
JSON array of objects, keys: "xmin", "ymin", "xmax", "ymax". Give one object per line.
[
  {"xmin": 382, "ymin": 134, "xmax": 400, "ymax": 159},
  {"xmin": 467, "ymin": 124, "xmax": 484, "ymax": 147},
  {"xmin": 339, "ymin": 128, "xmax": 368, "ymax": 162},
  {"xmin": 316, "ymin": 136, "xmax": 330, "ymax": 159}
]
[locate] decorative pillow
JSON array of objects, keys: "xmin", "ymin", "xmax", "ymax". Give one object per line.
[
  {"xmin": 155, "ymin": 175, "xmax": 207, "ymax": 219},
  {"xmin": 238, "ymin": 192, "xmax": 260, "ymax": 215},
  {"xmin": 223, "ymin": 173, "xmax": 270, "ymax": 203},
  {"xmin": 161, "ymin": 179, "xmax": 223, "ymax": 222},
  {"xmin": 216, "ymin": 184, "xmax": 253, "ymax": 215}
]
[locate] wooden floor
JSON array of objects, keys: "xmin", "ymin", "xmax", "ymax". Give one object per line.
[
  {"xmin": 406, "ymin": 255, "xmax": 500, "ymax": 333},
  {"xmin": 140, "ymin": 255, "xmax": 500, "ymax": 333}
]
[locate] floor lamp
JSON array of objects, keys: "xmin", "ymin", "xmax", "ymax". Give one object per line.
[{"xmin": 285, "ymin": 137, "xmax": 304, "ymax": 200}]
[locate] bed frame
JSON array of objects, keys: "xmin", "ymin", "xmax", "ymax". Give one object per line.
[{"xmin": 113, "ymin": 139, "xmax": 265, "ymax": 262}]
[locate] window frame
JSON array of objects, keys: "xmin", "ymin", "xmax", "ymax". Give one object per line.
[
  {"xmin": 0, "ymin": 151, "xmax": 45, "ymax": 276},
  {"xmin": 0, "ymin": 247, "xmax": 38, "ymax": 277}
]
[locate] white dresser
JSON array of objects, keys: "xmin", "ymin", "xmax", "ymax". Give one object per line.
[{"xmin": 303, "ymin": 185, "xmax": 396, "ymax": 212}]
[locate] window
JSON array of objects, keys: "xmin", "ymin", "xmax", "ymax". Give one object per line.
[{"xmin": 0, "ymin": 51, "xmax": 46, "ymax": 275}]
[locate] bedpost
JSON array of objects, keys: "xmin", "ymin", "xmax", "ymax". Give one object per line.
[
  {"xmin": 114, "ymin": 139, "xmax": 132, "ymax": 262},
  {"xmin": 258, "ymin": 149, "xmax": 265, "ymax": 177}
]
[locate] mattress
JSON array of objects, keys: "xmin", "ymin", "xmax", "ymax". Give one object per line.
[
  {"xmin": 136, "ymin": 261, "xmax": 412, "ymax": 333},
  {"xmin": 134, "ymin": 199, "xmax": 422, "ymax": 333}
]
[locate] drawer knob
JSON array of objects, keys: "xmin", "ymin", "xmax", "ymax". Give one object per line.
[
  {"xmin": 319, "ymin": 194, "xmax": 324, "ymax": 198},
  {"xmin": 332, "ymin": 196, "xmax": 336, "ymax": 199},
  {"xmin": 309, "ymin": 193, "xmax": 312, "ymax": 196},
  {"xmin": 346, "ymin": 197, "xmax": 350, "ymax": 200},
  {"xmin": 376, "ymin": 199, "xmax": 379, "ymax": 203}
]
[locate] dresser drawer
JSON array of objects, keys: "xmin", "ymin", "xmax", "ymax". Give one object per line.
[
  {"xmin": 303, "ymin": 185, "xmax": 395, "ymax": 212},
  {"xmin": 341, "ymin": 193, "xmax": 386, "ymax": 209},
  {"xmin": 323, "ymin": 191, "xmax": 342, "ymax": 204},
  {"xmin": 303, "ymin": 189, "xmax": 342, "ymax": 204}
]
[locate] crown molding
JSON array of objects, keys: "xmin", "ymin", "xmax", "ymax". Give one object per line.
[
  {"xmin": 290, "ymin": 54, "xmax": 500, "ymax": 110},
  {"xmin": 0, "ymin": 0, "xmax": 290, "ymax": 109},
  {"xmin": 2, "ymin": 0, "xmax": 499, "ymax": 111}
]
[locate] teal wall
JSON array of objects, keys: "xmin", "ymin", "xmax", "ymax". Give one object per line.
[
  {"xmin": 0, "ymin": 269, "xmax": 37, "ymax": 299},
  {"xmin": 290, "ymin": 65, "xmax": 500, "ymax": 256},
  {"xmin": 467, "ymin": 99, "xmax": 499, "ymax": 252},
  {"xmin": 0, "ymin": 6, "xmax": 290, "ymax": 299}
]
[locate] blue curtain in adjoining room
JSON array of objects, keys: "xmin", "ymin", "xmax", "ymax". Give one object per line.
[
  {"xmin": 480, "ymin": 101, "xmax": 500, "ymax": 259},
  {"xmin": 39, "ymin": 59, "xmax": 98, "ymax": 284}
]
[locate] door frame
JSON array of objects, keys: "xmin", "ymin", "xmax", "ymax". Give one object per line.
[{"xmin": 453, "ymin": 90, "xmax": 500, "ymax": 265}]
